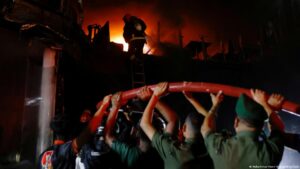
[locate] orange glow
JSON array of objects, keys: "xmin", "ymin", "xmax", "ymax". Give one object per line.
[
  {"xmin": 110, "ymin": 34, "xmax": 152, "ymax": 54},
  {"xmin": 143, "ymin": 44, "xmax": 151, "ymax": 54},
  {"xmin": 82, "ymin": 5, "xmax": 214, "ymax": 56},
  {"xmin": 110, "ymin": 35, "xmax": 128, "ymax": 51},
  {"xmin": 83, "ymin": 8, "xmax": 153, "ymax": 54},
  {"xmin": 81, "ymin": 2, "xmax": 263, "ymax": 59}
]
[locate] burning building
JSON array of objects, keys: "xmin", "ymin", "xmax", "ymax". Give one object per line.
[{"xmin": 0, "ymin": 0, "xmax": 300, "ymax": 168}]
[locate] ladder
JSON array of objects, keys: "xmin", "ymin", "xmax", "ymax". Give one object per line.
[{"xmin": 131, "ymin": 59, "xmax": 146, "ymax": 88}]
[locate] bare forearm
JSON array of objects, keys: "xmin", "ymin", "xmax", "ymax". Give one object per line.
[
  {"xmin": 262, "ymin": 104, "xmax": 285, "ymax": 132},
  {"xmin": 201, "ymin": 105, "xmax": 218, "ymax": 137},
  {"xmin": 140, "ymin": 94, "xmax": 158, "ymax": 140},
  {"xmin": 95, "ymin": 103, "xmax": 110, "ymax": 116},
  {"xmin": 156, "ymin": 101, "xmax": 177, "ymax": 122},
  {"xmin": 141, "ymin": 95, "xmax": 158, "ymax": 125},
  {"xmin": 73, "ymin": 98, "xmax": 111, "ymax": 153},
  {"xmin": 187, "ymin": 98, "xmax": 209, "ymax": 117},
  {"xmin": 89, "ymin": 102, "xmax": 110, "ymax": 133},
  {"xmin": 155, "ymin": 101, "xmax": 178, "ymax": 133},
  {"xmin": 74, "ymin": 112, "xmax": 106, "ymax": 153},
  {"xmin": 105, "ymin": 107, "xmax": 120, "ymax": 146}
]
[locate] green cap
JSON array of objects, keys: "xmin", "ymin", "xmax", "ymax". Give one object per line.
[{"xmin": 235, "ymin": 94, "xmax": 267, "ymax": 123}]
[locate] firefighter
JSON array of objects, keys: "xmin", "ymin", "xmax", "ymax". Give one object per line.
[{"xmin": 123, "ymin": 14, "xmax": 147, "ymax": 61}]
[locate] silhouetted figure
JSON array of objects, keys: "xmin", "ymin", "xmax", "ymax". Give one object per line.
[{"xmin": 123, "ymin": 14, "xmax": 147, "ymax": 61}]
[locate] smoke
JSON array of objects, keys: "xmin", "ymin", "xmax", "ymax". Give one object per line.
[
  {"xmin": 83, "ymin": 0, "xmax": 263, "ymax": 56},
  {"xmin": 85, "ymin": 0, "xmax": 185, "ymax": 28}
]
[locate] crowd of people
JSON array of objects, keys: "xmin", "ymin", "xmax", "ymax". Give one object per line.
[{"xmin": 38, "ymin": 81, "xmax": 296, "ymax": 169}]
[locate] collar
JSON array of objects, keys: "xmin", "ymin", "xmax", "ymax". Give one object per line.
[
  {"xmin": 236, "ymin": 131, "xmax": 260, "ymax": 138},
  {"xmin": 184, "ymin": 138, "xmax": 197, "ymax": 145}
]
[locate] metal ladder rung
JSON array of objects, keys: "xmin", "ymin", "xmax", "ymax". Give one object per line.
[{"xmin": 131, "ymin": 60, "xmax": 146, "ymax": 88}]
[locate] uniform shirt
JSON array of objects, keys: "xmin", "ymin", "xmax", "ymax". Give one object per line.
[
  {"xmin": 111, "ymin": 140, "xmax": 140, "ymax": 168},
  {"xmin": 111, "ymin": 140, "xmax": 164, "ymax": 169},
  {"xmin": 38, "ymin": 141, "xmax": 76, "ymax": 169},
  {"xmin": 152, "ymin": 131, "xmax": 212, "ymax": 169},
  {"xmin": 204, "ymin": 130, "xmax": 284, "ymax": 169}
]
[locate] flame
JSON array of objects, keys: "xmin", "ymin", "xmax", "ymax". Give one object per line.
[
  {"xmin": 82, "ymin": 5, "xmax": 213, "ymax": 56},
  {"xmin": 83, "ymin": 2, "xmax": 260, "ymax": 57},
  {"xmin": 111, "ymin": 34, "xmax": 152, "ymax": 54},
  {"xmin": 144, "ymin": 44, "xmax": 151, "ymax": 54},
  {"xmin": 111, "ymin": 35, "xmax": 129, "ymax": 51}
]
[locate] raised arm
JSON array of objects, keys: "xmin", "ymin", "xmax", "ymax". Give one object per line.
[
  {"xmin": 267, "ymin": 93, "xmax": 285, "ymax": 132},
  {"xmin": 201, "ymin": 91, "xmax": 223, "ymax": 137},
  {"xmin": 105, "ymin": 92, "xmax": 123, "ymax": 147},
  {"xmin": 251, "ymin": 89, "xmax": 285, "ymax": 132},
  {"xmin": 155, "ymin": 100, "xmax": 178, "ymax": 134},
  {"xmin": 137, "ymin": 86, "xmax": 178, "ymax": 134},
  {"xmin": 183, "ymin": 91, "xmax": 209, "ymax": 117},
  {"xmin": 73, "ymin": 95, "xmax": 112, "ymax": 153},
  {"xmin": 140, "ymin": 82, "xmax": 168, "ymax": 140}
]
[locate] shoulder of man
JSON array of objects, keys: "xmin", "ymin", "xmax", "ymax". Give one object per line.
[
  {"xmin": 152, "ymin": 131, "xmax": 180, "ymax": 158},
  {"xmin": 204, "ymin": 130, "xmax": 234, "ymax": 156},
  {"xmin": 38, "ymin": 146, "xmax": 55, "ymax": 169}
]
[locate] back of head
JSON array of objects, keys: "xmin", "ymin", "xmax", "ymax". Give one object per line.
[
  {"xmin": 184, "ymin": 112, "xmax": 203, "ymax": 138},
  {"xmin": 136, "ymin": 127, "xmax": 150, "ymax": 143},
  {"xmin": 136, "ymin": 115, "xmax": 165, "ymax": 143},
  {"xmin": 136, "ymin": 114, "xmax": 166, "ymax": 151},
  {"xmin": 235, "ymin": 94, "xmax": 267, "ymax": 129}
]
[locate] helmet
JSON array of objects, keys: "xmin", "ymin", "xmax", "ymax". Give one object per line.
[{"xmin": 123, "ymin": 14, "xmax": 131, "ymax": 22}]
